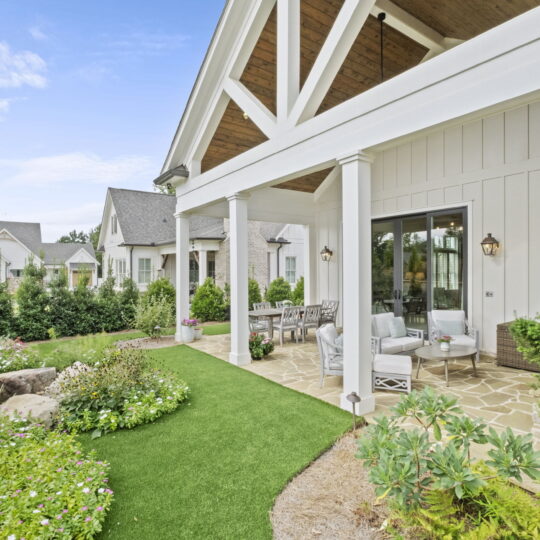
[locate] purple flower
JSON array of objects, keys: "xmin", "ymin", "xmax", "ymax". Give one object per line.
[
  {"xmin": 85, "ymin": 516, "xmax": 92, "ymax": 522},
  {"xmin": 82, "ymin": 506, "xmax": 88, "ymax": 511},
  {"xmin": 96, "ymin": 506, "xmax": 103, "ymax": 511}
]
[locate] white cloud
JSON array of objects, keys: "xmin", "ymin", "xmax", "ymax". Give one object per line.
[
  {"xmin": 0, "ymin": 41, "xmax": 47, "ymax": 88},
  {"xmin": 0, "ymin": 98, "xmax": 10, "ymax": 115},
  {"xmin": 103, "ymin": 31, "xmax": 189, "ymax": 57},
  {"xmin": 0, "ymin": 152, "xmax": 156, "ymax": 186},
  {"xmin": 29, "ymin": 26, "xmax": 48, "ymax": 41}
]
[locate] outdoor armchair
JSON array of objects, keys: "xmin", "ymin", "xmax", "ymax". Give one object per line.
[{"xmin": 371, "ymin": 313, "xmax": 423, "ymax": 355}]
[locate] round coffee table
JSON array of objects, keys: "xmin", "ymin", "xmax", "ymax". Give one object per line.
[{"xmin": 415, "ymin": 345, "xmax": 478, "ymax": 387}]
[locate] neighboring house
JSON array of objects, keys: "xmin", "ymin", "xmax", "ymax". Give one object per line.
[
  {"xmin": 98, "ymin": 188, "xmax": 303, "ymax": 292},
  {"xmin": 0, "ymin": 221, "xmax": 98, "ymax": 289},
  {"xmin": 154, "ymin": 0, "xmax": 540, "ymax": 412}
]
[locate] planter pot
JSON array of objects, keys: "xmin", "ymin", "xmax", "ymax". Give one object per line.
[
  {"xmin": 181, "ymin": 325, "xmax": 195, "ymax": 343},
  {"xmin": 440, "ymin": 342, "xmax": 450, "ymax": 352},
  {"xmin": 193, "ymin": 328, "xmax": 203, "ymax": 340}
]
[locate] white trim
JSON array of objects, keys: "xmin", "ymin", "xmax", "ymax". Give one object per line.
[
  {"xmin": 0, "ymin": 228, "xmax": 44, "ymax": 265},
  {"xmin": 65, "ymin": 247, "xmax": 100, "ymax": 267}
]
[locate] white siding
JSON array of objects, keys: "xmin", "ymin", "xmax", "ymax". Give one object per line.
[{"xmin": 370, "ymin": 99, "xmax": 540, "ymax": 354}]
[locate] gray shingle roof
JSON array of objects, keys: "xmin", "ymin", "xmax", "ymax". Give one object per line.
[
  {"xmin": 0, "ymin": 221, "xmax": 42, "ymax": 254},
  {"xmin": 259, "ymin": 222, "xmax": 287, "ymax": 242},
  {"xmin": 0, "ymin": 221, "xmax": 97, "ymax": 265},
  {"xmin": 108, "ymin": 188, "xmax": 225, "ymax": 245},
  {"xmin": 40, "ymin": 243, "xmax": 96, "ymax": 265}
]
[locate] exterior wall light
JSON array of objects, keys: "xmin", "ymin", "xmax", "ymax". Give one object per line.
[
  {"xmin": 481, "ymin": 233, "xmax": 499, "ymax": 256},
  {"xmin": 320, "ymin": 246, "xmax": 333, "ymax": 262}
]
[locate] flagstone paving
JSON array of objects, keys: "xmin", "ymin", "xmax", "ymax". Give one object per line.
[{"xmin": 188, "ymin": 334, "xmax": 537, "ymax": 436}]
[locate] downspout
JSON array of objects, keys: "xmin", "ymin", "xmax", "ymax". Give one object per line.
[
  {"xmin": 276, "ymin": 244, "xmax": 282, "ymax": 278},
  {"xmin": 129, "ymin": 247, "xmax": 134, "ymax": 279}
]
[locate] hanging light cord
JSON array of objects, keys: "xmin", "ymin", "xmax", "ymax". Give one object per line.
[{"xmin": 378, "ymin": 12, "xmax": 386, "ymax": 83}]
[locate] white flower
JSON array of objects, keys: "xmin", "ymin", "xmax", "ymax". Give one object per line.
[
  {"xmin": 56, "ymin": 491, "xmax": 62, "ymax": 495},
  {"xmin": 98, "ymin": 488, "xmax": 104, "ymax": 494},
  {"xmin": 82, "ymin": 487, "xmax": 90, "ymax": 494},
  {"xmin": 77, "ymin": 482, "xmax": 84, "ymax": 487},
  {"xmin": 40, "ymin": 519, "xmax": 49, "ymax": 525},
  {"xmin": 33, "ymin": 509, "xmax": 41, "ymax": 514},
  {"xmin": 7, "ymin": 535, "xmax": 16, "ymax": 540},
  {"xmin": 29, "ymin": 490, "xmax": 37, "ymax": 497}
]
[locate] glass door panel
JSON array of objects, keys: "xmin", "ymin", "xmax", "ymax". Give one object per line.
[
  {"xmin": 431, "ymin": 212, "xmax": 465, "ymax": 310},
  {"xmin": 371, "ymin": 220, "xmax": 395, "ymax": 314},
  {"xmin": 401, "ymin": 217, "xmax": 428, "ymax": 333}
]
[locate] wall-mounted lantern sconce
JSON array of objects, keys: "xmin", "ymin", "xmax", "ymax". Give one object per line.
[
  {"xmin": 320, "ymin": 246, "xmax": 333, "ymax": 262},
  {"xmin": 481, "ymin": 233, "xmax": 499, "ymax": 256}
]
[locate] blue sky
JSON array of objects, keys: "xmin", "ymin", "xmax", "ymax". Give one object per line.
[{"xmin": 0, "ymin": 0, "xmax": 224, "ymax": 240}]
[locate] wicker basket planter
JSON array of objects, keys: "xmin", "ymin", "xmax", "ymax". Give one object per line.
[{"xmin": 496, "ymin": 322, "xmax": 540, "ymax": 372}]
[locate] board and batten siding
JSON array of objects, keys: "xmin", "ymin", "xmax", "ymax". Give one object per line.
[{"xmin": 371, "ymin": 100, "xmax": 540, "ymax": 354}]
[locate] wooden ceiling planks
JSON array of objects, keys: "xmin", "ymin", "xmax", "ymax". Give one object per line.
[
  {"xmin": 201, "ymin": 100, "xmax": 268, "ymax": 173},
  {"xmin": 392, "ymin": 0, "xmax": 539, "ymax": 41},
  {"xmin": 200, "ymin": 0, "xmax": 539, "ymax": 177},
  {"xmin": 273, "ymin": 167, "xmax": 335, "ymax": 193}
]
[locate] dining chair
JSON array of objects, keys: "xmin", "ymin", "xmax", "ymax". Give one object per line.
[
  {"xmin": 320, "ymin": 300, "xmax": 339, "ymax": 325},
  {"xmin": 300, "ymin": 304, "xmax": 322, "ymax": 342},
  {"xmin": 276, "ymin": 300, "xmax": 293, "ymax": 308},
  {"xmin": 276, "ymin": 306, "xmax": 301, "ymax": 345},
  {"xmin": 253, "ymin": 302, "xmax": 271, "ymax": 310}
]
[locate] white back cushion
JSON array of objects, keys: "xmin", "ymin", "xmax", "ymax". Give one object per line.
[
  {"xmin": 320, "ymin": 323, "xmax": 338, "ymax": 344},
  {"xmin": 431, "ymin": 310, "xmax": 465, "ymax": 334},
  {"xmin": 371, "ymin": 313, "xmax": 394, "ymax": 338}
]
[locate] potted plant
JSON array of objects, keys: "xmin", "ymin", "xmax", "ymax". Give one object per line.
[
  {"xmin": 249, "ymin": 333, "xmax": 265, "ymax": 360},
  {"xmin": 437, "ymin": 335, "xmax": 453, "ymax": 351},
  {"xmin": 193, "ymin": 326, "xmax": 203, "ymax": 340},
  {"xmin": 181, "ymin": 318, "xmax": 198, "ymax": 343},
  {"xmin": 261, "ymin": 337, "xmax": 274, "ymax": 356}
]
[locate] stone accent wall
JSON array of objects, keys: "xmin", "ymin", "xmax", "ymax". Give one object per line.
[{"xmin": 214, "ymin": 219, "xmax": 270, "ymax": 294}]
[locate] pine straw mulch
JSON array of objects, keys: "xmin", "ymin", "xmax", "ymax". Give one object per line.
[{"xmin": 271, "ymin": 432, "xmax": 393, "ymax": 540}]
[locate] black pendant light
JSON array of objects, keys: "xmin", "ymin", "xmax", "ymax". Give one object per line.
[{"xmin": 378, "ymin": 12, "xmax": 386, "ymax": 83}]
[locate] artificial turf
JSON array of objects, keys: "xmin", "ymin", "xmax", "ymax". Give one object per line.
[{"xmin": 80, "ymin": 345, "xmax": 351, "ymax": 539}]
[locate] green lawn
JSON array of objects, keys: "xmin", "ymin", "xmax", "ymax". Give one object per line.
[
  {"xmin": 79, "ymin": 345, "xmax": 350, "ymax": 539},
  {"xmin": 202, "ymin": 321, "xmax": 230, "ymax": 335}
]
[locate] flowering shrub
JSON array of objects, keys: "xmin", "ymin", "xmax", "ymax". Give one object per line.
[
  {"xmin": 57, "ymin": 348, "xmax": 189, "ymax": 437},
  {"xmin": 249, "ymin": 333, "xmax": 274, "ymax": 360},
  {"xmin": 134, "ymin": 296, "xmax": 173, "ymax": 338},
  {"xmin": 0, "ymin": 415, "xmax": 113, "ymax": 538},
  {"xmin": 0, "ymin": 337, "xmax": 42, "ymax": 374}
]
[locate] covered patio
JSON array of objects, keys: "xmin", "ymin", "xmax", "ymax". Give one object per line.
[{"xmin": 190, "ymin": 333, "xmax": 536, "ymax": 437}]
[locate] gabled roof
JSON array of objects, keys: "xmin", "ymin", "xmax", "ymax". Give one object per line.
[
  {"xmin": 258, "ymin": 222, "xmax": 287, "ymax": 242},
  {"xmin": 40, "ymin": 243, "xmax": 97, "ymax": 265},
  {"xmin": 108, "ymin": 188, "xmax": 225, "ymax": 246},
  {"xmin": 0, "ymin": 221, "xmax": 42, "ymax": 254}
]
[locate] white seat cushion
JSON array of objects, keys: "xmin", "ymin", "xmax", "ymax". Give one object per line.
[
  {"xmin": 449, "ymin": 334, "xmax": 476, "ymax": 347},
  {"xmin": 371, "ymin": 313, "xmax": 394, "ymax": 338},
  {"xmin": 381, "ymin": 336, "xmax": 423, "ymax": 354},
  {"xmin": 374, "ymin": 354, "xmax": 412, "ymax": 375},
  {"xmin": 319, "ymin": 323, "xmax": 338, "ymax": 344}
]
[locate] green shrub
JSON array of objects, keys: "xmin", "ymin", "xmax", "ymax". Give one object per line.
[
  {"xmin": 49, "ymin": 269, "xmax": 78, "ymax": 337},
  {"xmin": 72, "ymin": 277, "xmax": 100, "ymax": 336},
  {"xmin": 146, "ymin": 277, "xmax": 175, "ymax": 313},
  {"xmin": 97, "ymin": 276, "xmax": 124, "ymax": 333},
  {"xmin": 134, "ymin": 296, "xmax": 173, "ymax": 338},
  {"xmin": 356, "ymin": 387, "xmax": 540, "ymax": 537},
  {"xmin": 0, "ymin": 282, "xmax": 14, "ymax": 337},
  {"xmin": 0, "ymin": 336, "xmax": 42, "ymax": 374},
  {"xmin": 510, "ymin": 316, "xmax": 540, "ymax": 367},
  {"xmin": 15, "ymin": 260, "xmax": 50, "ymax": 341},
  {"xmin": 0, "ymin": 415, "xmax": 113, "ymax": 538},
  {"xmin": 190, "ymin": 278, "xmax": 227, "ymax": 322},
  {"xmin": 119, "ymin": 277, "xmax": 139, "ymax": 327},
  {"xmin": 248, "ymin": 278, "xmax": 262, "ymax": 309},
  {"xmin": 265, "ymin": 277, "xmax": 292, "ymax": 307},
  {"xmin": 57, "ymin": 348, "xmax": 189, "ymax": 437},
  {"xmin": 292, "ymin": 276, "xmax": 305, "ymax": 306}
]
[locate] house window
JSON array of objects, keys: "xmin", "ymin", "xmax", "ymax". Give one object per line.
[
  {"xmin": 116, "ymin": 259, "xmax": 127, "ymax": 283},
  {"xmin": 138, "ymin": 258, "xmax": 152, "ymax": 284},
  {"xmin": 285, "ymin": 256, "xmax": 296, "ymax": 283},
  {"xmin": 111, "ymin": 215, "xmax": 118, "ymax": 235},
  {"xmin": 10, "ymin": 269, "xmax": 22, "ymax": 278}
]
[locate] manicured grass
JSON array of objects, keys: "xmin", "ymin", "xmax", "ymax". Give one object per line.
[
  {"xmin": 202, "ymin": 321, "xmax": 230, "ymax": 335},
  {"xmin": 81, "ymin": 345, "xmax": 350, "ymax": 539}
]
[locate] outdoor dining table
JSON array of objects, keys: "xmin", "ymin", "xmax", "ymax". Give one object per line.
[{"xmin": 248, "ymin": 307, "xmax": 305, "ymax": 340}]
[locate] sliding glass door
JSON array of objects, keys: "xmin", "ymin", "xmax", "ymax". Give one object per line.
[{"xmin": 372, "ymin": 208, "xmax": 466, "ymax": 333}]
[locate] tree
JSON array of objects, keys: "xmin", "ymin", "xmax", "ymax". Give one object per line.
[
  {"xmin": 292, "ymin": 276, "xmax": 304, "ymax": 306},
  {"xmin": 57, "ymin": 230, "xmax": 88, "ymax": 244},
  {"xmin": 248, "ymin": 278, "xmax": 262, "ymax": 309},
  {"xmin": 15, "ymin": 259, "xmax": 50, "ymax": 341},
  {"xmin": 0, "ymin": 282, "xmax": 14, "ymax": 337},
  {"xmin": 88, "ymin": 224, "xmax": 103, "ymax": 278},
  {"xmin": 97, "ymin": 275, "xmax": 124, "ymax": 332},
  {"xmin": 49, "ymin": 269, "xmax": 78, "ymax": 337},
  {"xmin": 119, "ymin": 278, "xmax": 139, "ymax": 328},
  {"xmin": 72, "ymin": 274, "xmax": 99, "ymax": 336},
  {"xmin": 265, "ymin": 277, "xmax": 292, "ymax": 307},
  {"xmin": 190, "ymin": 278, "xmax": 227, "ymax": 322}
]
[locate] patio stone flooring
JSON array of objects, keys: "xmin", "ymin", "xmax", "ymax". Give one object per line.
[{"xmin": 188, "ymin": 333, "xmax": 537, "ymax": 438}]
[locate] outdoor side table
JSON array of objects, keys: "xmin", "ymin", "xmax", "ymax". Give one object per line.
[{"xmin": 415, "ymin": 344, "xmax": 478, "ymax": 387}]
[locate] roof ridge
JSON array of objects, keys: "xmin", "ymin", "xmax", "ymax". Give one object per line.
[{"xmin": 109, "ymin": 187, "xmax": 174, "ymax": 198}]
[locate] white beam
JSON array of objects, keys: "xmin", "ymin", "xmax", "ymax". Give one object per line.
[
  {"xmin": 277, "ymin": 0, "xmax": 300, "ymax": 122},
  {"xmin": 198, "ymin": 250, "xmax": 208, "ymax": 285},
  {"xmin": 371, "ymin": 0, "xmax": 446, "ymax": 54},
  {"xmin": 303, "ymin": 225, "xmax": 318, "ymax": 306},
  {"xmin": 228, "ymin": 193, "xmax": 251, "ymax": 366},
  {"xmin": 288, "ymin": 0, "xmax": 376, "ymax": 126},
  {"xmin": 339, "ymin": 151, "xmax": 375, "ymax": 414},
  {"xmin": 174, "ymin": 212, "xmax": 191, "ymax": 343},
  {"xmin": 224, "ymin": 78, "xmax": 277, "ymax": 138}
]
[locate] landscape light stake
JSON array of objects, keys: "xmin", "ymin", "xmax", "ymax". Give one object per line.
[{"xmin": 346, "ymin": 391, "xmax": 361, "ymax": 431}]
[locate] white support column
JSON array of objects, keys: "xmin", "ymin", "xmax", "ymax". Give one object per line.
[
  {"xmin": 227, "ymin": 193, "xmax": 251, "ymax": 366},
  {"xmin": 303, "ymin": 225, "xmax": 318, "ymax": 306},
  {"xmin": 175, "ymin": 212, "xmax": 191, "ymax": 342},
  {"xmin": 339, "ymin": 151, "xmax": 375, "ymax": 414},
  {"xmin": 198, "ymin": 250, "xmax": 208, "ymax": 285},
  {"xmin": 277, "ymin": 0, "xmax": 300, "ymax": 122}
]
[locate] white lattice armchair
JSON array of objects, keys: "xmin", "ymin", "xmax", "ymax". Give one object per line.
[
  {"xmin": 316, "ymin": 324, "xmax": 343, "ymax": 387},
  {"xmin": 371, "ymin": 313, "xmax": 424, "ymax": 355},
  {"xmin": 428, "ymin": 310, "xmax": 480, "ymax": 360}
]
